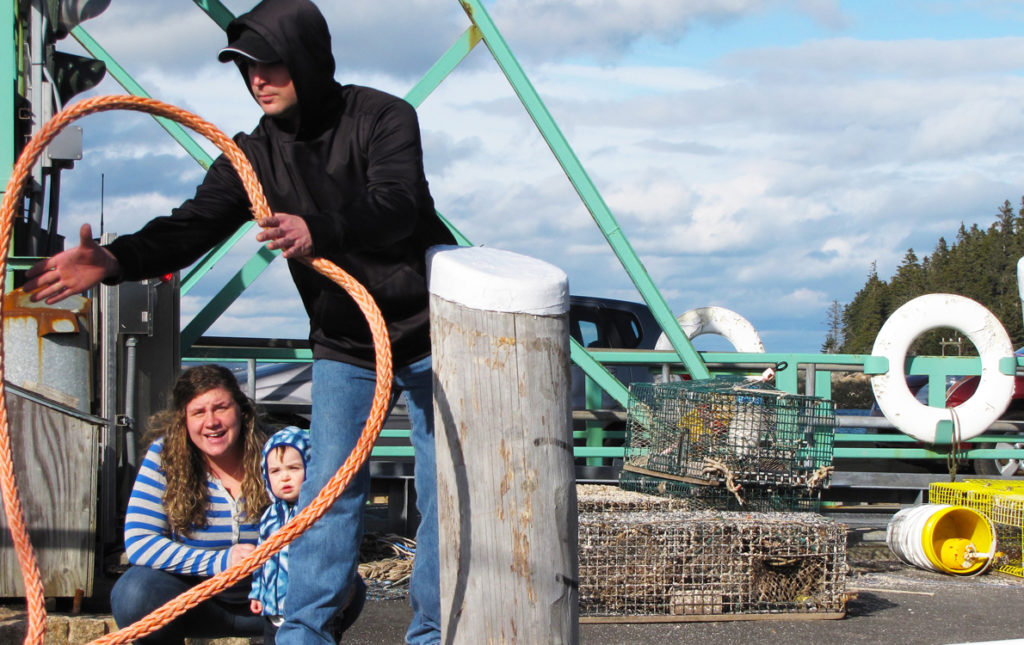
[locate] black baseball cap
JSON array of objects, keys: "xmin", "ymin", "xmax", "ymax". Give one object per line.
[{"xmin": 218, "ymin": 29, "xmax": 278, "ymax": 64}]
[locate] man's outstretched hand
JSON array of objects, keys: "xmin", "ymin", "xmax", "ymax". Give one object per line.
[{"xmin": 23, "ymin": 223, "xmax": 120, "ymax": 304}]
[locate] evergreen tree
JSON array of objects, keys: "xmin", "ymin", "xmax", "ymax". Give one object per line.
[
  {"xmin": 839, "ymin": 263, "xmax": 889, "ymax": 354},
  {"xmin": 821, "ymin": 300, "xmax": 844, "ymax": 353},
  {"xmin": 833, "ymin": 196, "xmax": 1024, "ymax": 353},
  {"xmin": 889, "ymin": 249, "xmax": 925, "ymax": 309}
]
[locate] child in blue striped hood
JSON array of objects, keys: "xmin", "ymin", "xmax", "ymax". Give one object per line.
[{"xmin": 249, "ymin": 426, "xmax": 310, "ymax": 642}]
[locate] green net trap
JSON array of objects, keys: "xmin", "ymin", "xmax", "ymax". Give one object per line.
[{"xmin": 624, "ymin": 377, "xmax": 836, "ymax": 489}]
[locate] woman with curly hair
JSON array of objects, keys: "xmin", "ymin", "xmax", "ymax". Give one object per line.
[{"xmin": 110, "ymin": 364, "xmax": 270, "ymax": 643}]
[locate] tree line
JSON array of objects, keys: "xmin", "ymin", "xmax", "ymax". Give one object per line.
[{"xmin": 824, "ymin": 198, "xmax": 1024, "ymax": 356}]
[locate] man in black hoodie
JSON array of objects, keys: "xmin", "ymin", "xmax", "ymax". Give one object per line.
[{"xmin": 25, "ymin": 1, "xmax": 452, "ymax": 643}]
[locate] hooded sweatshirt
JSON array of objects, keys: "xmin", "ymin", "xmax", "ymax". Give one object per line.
[
  {"xmin": 105, "ymin": 0, "xmax": 455, "ymax": 368},
  {"xmin": 249, "ymin": 426, "xmax": 311, "ymax": 617}
]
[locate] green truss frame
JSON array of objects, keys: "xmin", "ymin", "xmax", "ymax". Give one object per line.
[
  {"xmin": 4, "ymin": 0, "xmax": 1024, "ymax": 465},
  {"xmin": 60, "ymin": 0, "xmax": 712, "ymax": 404}
]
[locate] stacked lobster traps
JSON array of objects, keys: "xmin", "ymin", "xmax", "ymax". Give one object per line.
[
  {"xmin": 574, "ymin": 376, "xmax": 848, "ymax": 622},
  {"xmin": 620, "ymin": 376, "xmax": 837, "ymax": 511}
]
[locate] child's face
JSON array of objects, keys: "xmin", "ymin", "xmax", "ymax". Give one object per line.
[{"xmin": 267, "ymin": 446, "xmax": 305, "ymax": 503}]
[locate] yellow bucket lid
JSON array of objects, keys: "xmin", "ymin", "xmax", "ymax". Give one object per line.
[{"xmin": 921, "ymin": 506, "xmax": 996, "ymax": 575}]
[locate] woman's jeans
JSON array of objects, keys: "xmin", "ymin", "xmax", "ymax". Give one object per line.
[
  {"xmin": 109, "ymin": 565, "xmax": 262, "ymax": 643},
  {"xmin": 276, "ymin": 356, "xmax": 439, "ymax": 645}
]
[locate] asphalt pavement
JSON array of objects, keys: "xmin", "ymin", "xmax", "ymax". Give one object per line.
[
  {"xmin": 2, "ymin": 513, "xmax": 1022, "ymax": 645},
  {"xmin": 341, "ymin": 542, "xmax": 1024, "ymax": 645}
]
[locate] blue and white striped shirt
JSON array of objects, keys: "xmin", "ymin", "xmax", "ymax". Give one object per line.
[{"xmin": 123, "ymin": 439, "xmax": 259, "ymax": 576}]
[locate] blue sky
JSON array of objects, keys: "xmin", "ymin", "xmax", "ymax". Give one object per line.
[{"xmin": 51, "ymin": 0, "xmax": 1024, "ymax": 354}]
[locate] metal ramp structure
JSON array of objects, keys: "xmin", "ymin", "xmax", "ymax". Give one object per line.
[{"xmin": 2, "ymin": 0, "xmax": 1024, "ymax": 595}]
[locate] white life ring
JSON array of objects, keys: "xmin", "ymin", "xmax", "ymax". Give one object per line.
[
  {"xmin": 870, "ymin": 294, "xmax": 1014, "ymax": 443},
  {"xmin": 654, "ymin": 306, "xmax": 765, "ymax": 353}
]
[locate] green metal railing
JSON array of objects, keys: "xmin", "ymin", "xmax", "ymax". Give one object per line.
[
  {"xmin": 138, "ymin": 1, "xmax": 1024, "ymax": 466},
  {"xmin": 5, "ymin": 0, "xmax": 1023, "ymax": 469}
]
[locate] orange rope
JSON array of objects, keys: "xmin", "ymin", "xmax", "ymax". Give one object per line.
[{"xmin": 0, "ymin": 95, "xmax": 394, "ymax": 644}]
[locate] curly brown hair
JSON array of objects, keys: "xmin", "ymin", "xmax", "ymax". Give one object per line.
[{"xmin": 144, "ymin": 364, "xmax": 270, "ymax": 536}]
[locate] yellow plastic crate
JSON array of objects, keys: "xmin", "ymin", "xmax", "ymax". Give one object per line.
[
  {"xmin": 990, "ymin": 495, "xmax": 1024, "ymax": 577},
  {"xmin": 929, "ymin": 479, "xmax": 1024, "ymax": 516},
  {"xmin": 928, "ymin": 479, "xmax": 1024, "ymax": 578}
]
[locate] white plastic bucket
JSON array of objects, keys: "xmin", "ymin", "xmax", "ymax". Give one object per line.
[{"xmin": 886, "ymin": 503, "xmax": 997, "ymax": 575}]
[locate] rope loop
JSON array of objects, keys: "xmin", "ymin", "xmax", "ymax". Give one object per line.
[
  {"xmin": 0, "ymin": 95, "xmax": 394, "ymax": 645},
  {"xmin": 702, "ymin": 457, "xmax": 743, "ymax": 505},
  {"xmin": 947, "ymin": 406, "xmax": 964, "ymax": 482}
]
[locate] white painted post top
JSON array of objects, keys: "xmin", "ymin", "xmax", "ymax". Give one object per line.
[{"xmin": 427, "ymin": 245, "xmax": 569, "ymax": 315}]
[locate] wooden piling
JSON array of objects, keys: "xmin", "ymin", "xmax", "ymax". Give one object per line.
[{"xmin": 428, "ymin": 246, "xmax": 578, "ymax": 645}]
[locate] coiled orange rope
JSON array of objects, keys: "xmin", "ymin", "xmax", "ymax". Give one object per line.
[{"xmin": 0, "ymin": 95, "xmax": 394, "ymax": 644}]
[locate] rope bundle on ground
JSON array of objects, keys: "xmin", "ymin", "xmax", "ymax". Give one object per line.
[
  {"xmin": 0, "ymin": 95, "xmax": 394, "ymax": 645},
  {"xmin": 358, "ymin": 533, "xmax": 416, "ymax": 598}
]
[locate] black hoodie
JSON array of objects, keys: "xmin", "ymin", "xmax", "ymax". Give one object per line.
[{"xmin": 106, "ymin": 0, "xmax": 455, "ymax": 368}]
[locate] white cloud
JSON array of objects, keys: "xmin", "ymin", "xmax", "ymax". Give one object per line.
[
  {"xmin": 486, "ymin": 0, "xmax": 846, "ymax": 63},
  {"xmin": 41, "ymin": 1, "xmax": 1024, "ymax": 355}
]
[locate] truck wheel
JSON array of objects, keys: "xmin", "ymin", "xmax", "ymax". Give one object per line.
[{"xmin": 972, "ymin": 412, "xmax": 1024, "ymax": 478}]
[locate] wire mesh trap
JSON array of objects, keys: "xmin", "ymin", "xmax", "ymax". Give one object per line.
[
  {"xmin": 577, "ymin": 483, "xmax": 691, "ymax": 513},
  {"xmin": 577, "ymin": 509, "xmax": 848, "ymax": 621},
  {"xmin": 617, "ymin": 469, "xmax": 822, "ymax": 513},
  {"xmin": 623, "ymin": 377, "xmax": 836, "ymax": 489}
]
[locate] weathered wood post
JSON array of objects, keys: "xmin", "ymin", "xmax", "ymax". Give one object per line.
[{"xmin": 428, "ymin": 245, "xmax": 579, "ymax": 645}]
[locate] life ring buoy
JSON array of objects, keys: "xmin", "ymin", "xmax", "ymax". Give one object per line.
[
  {"xmin": 654, "ymin": 306, "xmax": 765, "ymax": 353},
  {"xmin": 870, "ymin": 294, "xmax": 1014, "ymax": 442}
]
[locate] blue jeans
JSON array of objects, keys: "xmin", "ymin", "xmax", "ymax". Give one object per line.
[
  {"xmin": 277, "ymin": 356, "xmax": 439, "ymax": 645},
  {"xmin": 109, "ymin": 565, "xmax": 262, "ymax": 644}
]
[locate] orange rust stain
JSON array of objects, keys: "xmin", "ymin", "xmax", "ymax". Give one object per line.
[
  {"xmin": 498, "ymin": 439, "xmax": 513, "ymax": 520},
  {"xmin": 510, "ymin": 521, "xmax": 536, "ymax": 604},
  {"xmin": 3, "ymin": 288, "xmax": 89, "ymax": 337}
]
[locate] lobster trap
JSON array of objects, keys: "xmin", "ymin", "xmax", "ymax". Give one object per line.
[
  {"xmin": 929, "ymin": 479, "xmax": 1024, "ymax": 577},
  {"xmin": 617, "ymin": 469, "xmax": 822, "ymax": 513},
  {"xmin": 577, "ymin": 509, "xmax": 848, "ymax": 621},
  {"xmin": 577, "ymin": 483, "xmax": 690, "ymax": 514},
  {"xmin": 623, "ymin": 377, "xmax": 836, "ymax": 489}
]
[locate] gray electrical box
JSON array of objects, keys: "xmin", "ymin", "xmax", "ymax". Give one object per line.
[
  {"xmin": 117, "ymin": 278, "xmax": 160, "ymax": 335},
  {"xmin": 46, "ymin": 125, "xmax": 83, "ymax": 161},
  {"xmin": 110, "ymin": 274, "xmax": 180, "ymax": 432}
]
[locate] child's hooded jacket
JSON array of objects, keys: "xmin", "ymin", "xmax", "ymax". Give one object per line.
[{"xmin": 249, "ymin": 426, "xmax": 311, "ymax": 616}]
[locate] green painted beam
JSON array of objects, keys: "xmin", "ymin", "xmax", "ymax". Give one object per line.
[
  {"xmin": 180, "ymin": 221, "xmax": 257, "ymax": 295},
  {"xmin": 0, "ymin": 0, "xmax": 14, "ymax": 195},
  {"xmin": 570, "ymin": 337, "xmax": 629, "ymax": 407},
  {"xmin": 834, "ymin": 446, "xmax": 1024, "ymax": 459},
  {"xmin": 835, "ymin": 433, "xmax": 1010, "ymax": 444},
  {"xmin": 183, "ymin": 346, "xmax": 312, "ymax": 361},
  {"xmin": 814, "ymin": 368, "xmax": 833, "ymax": 399},
  {"xmin": 70, "ymin": 26, "xmax": 214, "ymax": 170},
  {"xmin": 584, "ymin": 372, "xmax": 605, "ymax": 466},
  {"xmin": 191, "ymin": 0, "xmax": 236, "ymax": 30},
  {"xmin": 370, "ymin": 446, "xmax": 416, "ymax": 458},
  {"xmin": 459, "ymin": 0, "xmax": 709, "ymax": 380},
  {"xmin": 180, "ymin": 244, "xmax": 279, "ymax": 350},
  {"xmin": 573, "ymin": 450, "xmax": 626, "ymax": 460},
  {"xmin": 405, "ymin": 26, "xmax": 481, "ymax": 109}
]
